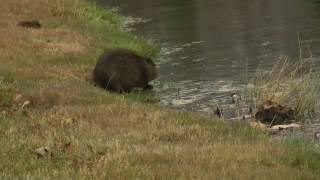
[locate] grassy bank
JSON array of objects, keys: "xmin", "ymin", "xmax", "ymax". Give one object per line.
[{"xmin": 0, "ymin": 0, "xmax": 320, "ymax": 179}]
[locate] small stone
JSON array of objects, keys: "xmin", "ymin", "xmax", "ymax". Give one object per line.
[
  {"xmin": 171, "ymin": 99, "xmax": 194, "ymax": 106},
  {"xmin": 14, "ymin": 94, "xmax": 23, "ymax": 102},
  {"xmin": 35, "ymin": 146, "xmax": 50, "ymax": 157},
  {"xmin": 1, "ymin": 111, "xmax": 7, "ymax": 116},
  {"xmin": 261, "ymin": 41, "xmax": 271, "ymax": 47},
  {"xmin": 242, "ymin": 114, "xmax": 252, "ymax": 120},
  {"xmin": 231, "ymin": 93, "xmax": 241, "ymax": 104},
  {"xmin": 21, "ymin": 100, "xmax": 31, "ymax": 109},
  {"xmin": 63, "ymin": 117, "xmax": 73, "ymax": 124},
  {"xmin": 314, "ymin": 132, "xmax": 320, "ymax": 141},
  {"xmin": 268, "ymin": 123, "xmax": 302, "ymax": 131}
]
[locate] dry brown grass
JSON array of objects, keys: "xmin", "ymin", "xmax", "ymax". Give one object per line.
[
  {"xmin": 1, "ymin": 100, "xmax": 319, "ymax": 179},
  {"xmin": 0, "ymin": 1, "xmax": 91, "ymax": 90},
  {"xmin": 245, "ymin": 57, "xmax": 318, "ymax": 118},
  {"xmin": 0, "ymin": 0, "xmax": 319, "ymax": 179}
]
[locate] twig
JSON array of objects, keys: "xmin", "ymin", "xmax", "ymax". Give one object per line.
[{"xmin": 297, "ymin": 33, "xmax": 303, "ymax": 77}]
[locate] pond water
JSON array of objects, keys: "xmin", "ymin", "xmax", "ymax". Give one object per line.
[{"xmin": 98, "ymin": 0, "xmax": 320, "ymax": 141}]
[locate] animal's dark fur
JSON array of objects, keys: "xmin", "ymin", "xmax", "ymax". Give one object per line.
[{"xmin": 93, "ymin": 48, "xmax": 157, "ymax": 93}]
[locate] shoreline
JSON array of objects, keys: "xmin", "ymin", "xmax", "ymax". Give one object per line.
[{"xmin": 0, "ymin": 0, "xmax": 319, "ymax": 178}]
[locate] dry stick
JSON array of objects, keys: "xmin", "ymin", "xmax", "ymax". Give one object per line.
[
  {"xmin": 269, "ymin": 115, "xmax": 277, "ymax": 128},
  {"xmin": 234, "ymin": 100, "xmax": 241, "ymax": 121},
  {"xmin": 105, "ymin": 72, "xmax": 117, "ymax": 89},
  {"xmin": 297, "ymin": 33, "xmax": 303, "ymax": 77},
  {"xmin": 245, "ymin": 58, "xmax": 249, "ymax": 85},
  {"xmin": 306, "ymin": 43, "xmax": 313, "ymax": 58},
  {"xmin": 215, "ymin": 102, "xmax": 224, "ymax": 120}
]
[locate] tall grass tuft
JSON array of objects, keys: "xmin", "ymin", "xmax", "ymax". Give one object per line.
[{"xmin": 245, "ymin": 57, "xmax": 319, "ymax": 119}]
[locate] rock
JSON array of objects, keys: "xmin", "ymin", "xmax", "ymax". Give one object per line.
[
  {"xmin": 250, "ymin": 121, "xmax": 301, "ymax": 133},
  {"xmin": 171, "ymin": 99, "xmax": 194, "ymax": 106},
  {"xmin": 261, "ymin": 41, "xmax": 271, "ymax": 47},
  {"xmin": 21, "ymin": 100, "xmax": 31, "ymax": 109},
  {"xmin": 268, "ymin": 123, "xmax": 302, "ymax": 131},
  {"xmin": 62, "ymin": 117, "xmax": 74, "ymax": 125},
  {"xmin": 14, "ymin": 93, "xmax": 23, "ymax": 102},
  {"xmin": 230, "ymin": 92, "xmax": 241, "ymax": 104},
  {"xmin": 242, "ymin": 114, "xmax": 252, "ymax": 120},
  {"xmin": 34, "ymin": 146, "xmax": 50, "ymax": 158},
  {"xmin": 1, "ymin": 110, "xmax": 7, "ymax": 116}
]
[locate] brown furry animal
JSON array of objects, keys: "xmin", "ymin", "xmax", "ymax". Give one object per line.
[{"xmin": 93, "ymin": 48, "xmax": 157, "ymax": 93}]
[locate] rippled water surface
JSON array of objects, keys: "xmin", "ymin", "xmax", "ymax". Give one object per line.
[{"xmin": 98, "ymin": 0, "xmax": 320, "ymax": 140}]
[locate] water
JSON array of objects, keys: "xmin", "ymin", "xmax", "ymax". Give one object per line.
[{"xmin": 98, "ymin": 0, "xmax": 320, "ymax": 140}]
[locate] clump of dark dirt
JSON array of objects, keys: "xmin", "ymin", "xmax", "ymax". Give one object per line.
[
  {"xmin": 17, "ymin": 20, "xmax": 42, "ymax": 29},
  {"xmin": 254, "ymin": 100, "xmax": 295, "ymax": 125}
]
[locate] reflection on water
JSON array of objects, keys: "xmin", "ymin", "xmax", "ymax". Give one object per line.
[{"xmin": 99, "ymin": 0, "xmax": 320, "ymax": 139}]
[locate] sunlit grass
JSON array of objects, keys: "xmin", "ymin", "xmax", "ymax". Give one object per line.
[{"xmin": 0, "ymin": 0, "xmax": 319, "ymax": 179}]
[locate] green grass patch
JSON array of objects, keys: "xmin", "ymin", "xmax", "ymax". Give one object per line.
[{"xmin": 279, "ymin": 137, "xmax": 320, "ymax": 172}]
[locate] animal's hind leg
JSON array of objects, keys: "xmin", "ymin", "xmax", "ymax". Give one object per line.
[
  {"xmin": 112, "ymin": 83, "xmax": 125, "ymax": 93},
  {"xmin": 144, "ymin": 84, "xmax": 153, "ymax": 90},
  {"xmin": 143, "ymin": 80, "xmax": 153, "ymax": 90}
]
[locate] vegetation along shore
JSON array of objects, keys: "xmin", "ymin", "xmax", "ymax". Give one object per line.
[{"xmin": 0, "ymin": 0, "xmax": 319, "ymax": 179}]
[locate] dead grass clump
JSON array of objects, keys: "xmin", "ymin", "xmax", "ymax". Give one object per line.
[
  {"xmin": 27, "ymin": 90, "xmax": 72, "ymax": 108},
  {"xmin": 246, "ymin": 57, "xmax": 318, "ymax": 120},
  {"xmin": 32, "ymin": 28, "xmax": 92, "ymax": 56},
  {"xmin": 0, "ymin": 0, "xmax": 92, "ymax": 59},
  {"xmin": 0, "ymin": 25, "xmax": 91, "ymax": 58}
]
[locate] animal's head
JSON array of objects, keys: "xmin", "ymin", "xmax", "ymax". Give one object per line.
[{"xmin": 144, "ymin": 57, "xmax": 157, "ymax": 81}]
